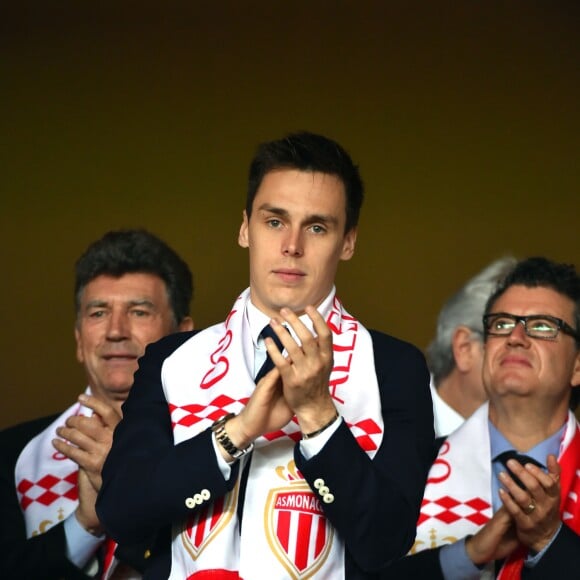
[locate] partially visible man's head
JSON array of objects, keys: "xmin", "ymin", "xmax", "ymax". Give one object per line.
[
  {"xmin": 246, "ymin": 131, "xmax": 364, "ymax": 234},
  {"xmin": 75, "ymin": 229, "xmax": 193, "ymax": 326},
  {"xmin": 484, "ymin": 257, "xmax": 580, "ymax": 343},
  {"xmin": 74, "ymin": 229, "xmax": 194, "ymax": 407},
  {"xmin": 427, "ymin": 256, "xmax": 517, "ymax": 386},
  {"xmin": 483, "ymin": 256, "xmax": 580, "ymax": 411}
]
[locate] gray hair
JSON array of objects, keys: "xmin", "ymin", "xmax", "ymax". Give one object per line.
[{"xmin": 427, "ymin": 256, "xmax": 518, "ymax": 386}]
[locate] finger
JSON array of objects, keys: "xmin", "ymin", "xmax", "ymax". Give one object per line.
[
  {"xmin": 52, "ymin": 437, "xmax": 87, "ymax": 466},
  {"xmin": 255, "ymin": 364, "xmax": 282, "ymax": 387},
  {"xmin": 66, "ymin": 416, "xmax": 107, "ymax": 441},
  {"xmin": 276, "ymin": 309, "xmax": 315, "ymax": 358},
  {"xmin": 498, "ymin": 467, "xmax": 536, "ymax": 508},
  {"xmin": 523, "ymin": 462, "xmax": 559, "ymax": 497},
  {"xmin": 304, "ymin": 305, "xmax": 332, "ymax": 353},
  {"xmin": 56, "ymin": 425, "xmax": 96, "ymax": 451},
  {"xmin": 503, "ymin": 459, "xmax": 546, "ymax": 496},
  {"xmin": 505, "ymin": 458, "xmax": 557, "ymax": 503},
  {"xmin": 499, "ymin": 473, "xmax": 538, "ymax": 520},
  {"xmin": 263, "ymin": 329, "xmax": 293, "ymax": 371},
  {"xmin": 546, "ymin": 454, "xmax": 561, "ymax": 486},
  {"xmin": 285, "ymin": 306, "xmax": 329, "ymax": 357},
  {"xmin": 78, "ymin": 394, "xmax": 122, "ymax": 427},
  {"xmin": 499, "ymin": 486, "xmax": 534, "ymax": 519}
]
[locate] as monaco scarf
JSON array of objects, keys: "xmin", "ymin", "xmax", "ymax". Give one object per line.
[
  {"xmin": 15, "ymin": 390, "xmax": 91, "ymax": 537},
  {"xmin": 411, "ymin": 402, "xmax": 580, "ymax": 579},
  {"xmin": 162, "ymin": 287, "xmax": 383, "ymax": 580},
  {"xmin": 14, "ymin": 388, "xmax": 125, "ymax": 580}
]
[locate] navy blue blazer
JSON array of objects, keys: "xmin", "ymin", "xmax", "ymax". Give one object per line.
[{"xmin": 97, "ymin": 329, "xmax": 434, "ymax": 579}]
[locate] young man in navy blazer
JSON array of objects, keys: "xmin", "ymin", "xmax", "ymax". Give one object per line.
[{"xmin": 97, "ymin": 132, "xmax": 434, "ymax": 579}]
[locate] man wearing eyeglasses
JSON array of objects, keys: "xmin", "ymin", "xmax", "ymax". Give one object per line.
[{"xmin": 384, "ymin": 256, "xmax": 580, "ymax": 578}]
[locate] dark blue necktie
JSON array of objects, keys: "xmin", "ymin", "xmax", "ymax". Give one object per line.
[
  {"xmin": 494, "ymin": 450, "xmax": 544, "ymax": 490},
  {"xmin": 255, "ymin": 325, "xmax": 284, "ymax": 382}
]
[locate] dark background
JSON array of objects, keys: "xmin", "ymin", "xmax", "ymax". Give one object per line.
[{"xmin": 2, "ymin": 2, "xmax": 579, "ymax": 428}]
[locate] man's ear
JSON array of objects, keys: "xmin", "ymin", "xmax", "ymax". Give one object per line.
[
  {"xmin": 571, "ymin": 350, "xmax": 580, "ymax": 387},
  {"xmin": 74, "ymin": 326, "xmax": 84, "ymax": 364},
  {"xmin": 340, "ymin": 228, "xmax": 357, "ymax": 261},
  {"xmin": 452, "ymin": 326, "xmax": 481, "ymax": 373},
  {"xmin": 178, "ymin": 317, "xmax": 194, "ymax": 332},
  {"xmin": 238, "ymin": 210, "xmax": 249, "ymax": 249}
]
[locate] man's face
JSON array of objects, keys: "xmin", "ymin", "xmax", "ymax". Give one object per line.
[
  {"xmin": 238, "ymin": 169, "xmax": 357, "ymax": 319},
  {"xmin": 482, "ymin": 285, "xmax": 580, "ymax": 408},
  {"xmin": 75, "ymin": 273, "xmax": 179, "ymax": 406}
]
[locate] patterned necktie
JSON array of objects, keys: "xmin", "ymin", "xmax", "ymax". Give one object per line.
[
  {"xmin": 255, "ymin": 325, "xmax": 284, "ymax": 382},
  {"xmin": 494, "ymin": 450, "xmax": 544, "ymax": 490}
]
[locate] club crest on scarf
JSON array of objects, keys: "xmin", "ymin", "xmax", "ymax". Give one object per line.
[{"xmin": 265, "ymin": 460, "xmax": 333, "ymax": 579}]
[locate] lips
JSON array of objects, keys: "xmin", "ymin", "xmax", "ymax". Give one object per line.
[
  {"xmin": 500, "ymin": 355, "xmax": 532, "ymax": 368},
  {"xmin": 102, "ymin": 353, "xmax": 139, "ymax": 362},
  {"xmin": 273, "ymin": 268, "xmax": 306, "ymax": 283}
]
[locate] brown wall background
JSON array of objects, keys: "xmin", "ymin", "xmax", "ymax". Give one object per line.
[{"xmin": 1, "ymin": 2, "xmax": 579, "ymax": 429}]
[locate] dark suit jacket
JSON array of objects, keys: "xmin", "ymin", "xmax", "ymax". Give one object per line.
[
  {"xmin": 381, "ymin": 438, "xmax": 580, "ymax": 579},
  {"xmin": 0, "ymin": 413, "xmax": 150, "ymax": 579},
  {"xmin": 96, "ymin": 328, "xmax": 434, "ymax": 579}
]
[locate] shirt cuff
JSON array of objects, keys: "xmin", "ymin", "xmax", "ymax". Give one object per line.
[
  {"xmin": 439, "ymin": 539, "xmax": 483, "ymax": 580},
  {"xmin": 212, "ymin": 431, "xmax": 233, "ymax": 479},
  {"xmin": 299, "ymin": 417, "xmax": 342, "ymax": 459},
  {"xmin": 524, "ymin": 522, "xmax": 562, "ymax": 567},
  {"xmin": 64, "ymin": 512, "xmax": 105, "ymax": 568}
]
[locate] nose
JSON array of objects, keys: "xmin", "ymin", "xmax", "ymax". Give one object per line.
[
  {"xmin": 106, "ymin": 310, "xmax": 130, "ymax": 341},
  {"xmin": 282, "ymin": 228, "xmax": 303, "ymax": 257},
  {"xmin": 506, "ymin": 320, "xmax": 530, "ymax": 346}
]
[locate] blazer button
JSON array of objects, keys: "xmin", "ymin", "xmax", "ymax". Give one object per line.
[
  {"xmin": 322, "ymin": 493, "xmax": 335, "ymax": 504},
  {"xmin": 318, "ymin": 485, "xmax": 330, "ymax": 497},
  {"xmin": 193, "ymin": 493, "xmax": 203, "ymax": 505},
  {"xmin": 201, "ymin": 488, "xmax": 211, "ymax": 500},
  {"xmin": 313, "ymin": 478, "xmax": 325, "ymax": 489},
  {"xmin": 185, "ymin": 497, "xmax": 195, "ymax": 509}
]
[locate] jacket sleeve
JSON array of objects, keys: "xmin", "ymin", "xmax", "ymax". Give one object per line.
[
  {"xmin": 294, "ymin": 331, "xmax": 434, "ymax": 573},
  {"xmin": 96, "ymin": 331, "xmax": 240, "ymax": 545},
  {"xmin": 378, "ymin": 546, "xmax": 445, "ymax": 579},
  {"xmin": 522, "ymin": 523, "xmax": 580, "ymax": 579}
]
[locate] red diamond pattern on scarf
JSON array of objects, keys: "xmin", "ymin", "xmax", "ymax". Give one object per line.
[
  {"xmin": 264, "ymin": 417, "xmax": 382, "ymax": 450},
  {"xmin": 17, "ymin": 470, "xmax": 78, "ymax": 510},
  {"xmin": 169, "ymin": 394, "xmax": 251, "ymax": 428},
  {"xmin": 264, "ymin": 423, "xmax": 302, "ymax": 443},
  {"xmin": 417, "ymin": 495, "xmax": 491, "ymax": 526},
  {"xmin": 349, "ymin": 418, "xmax": 382, "ymax": 451},
  {"xmin": 168, "ymin": 397, "xmax": 383, "ymax": 451}
]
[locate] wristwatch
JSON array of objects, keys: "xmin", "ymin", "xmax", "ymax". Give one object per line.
[{"xmin": 211, "ymin": 412, "xmax": 254, "ymax": 460}]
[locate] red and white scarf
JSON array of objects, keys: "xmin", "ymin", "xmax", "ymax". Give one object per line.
[
  {"xmin": 161, "ymin": 287, "xmax": 383, "ymax": 580},
  {"xmin": 15, "ymin": 390, "xmax": 91, "ymax": 538},
  {"xmin": 411, "ymin": 402, "xmax": 580, "ymax": 578},
  {"xmin": 14, "ymin": 388, "xmax": 127, "ymax": 579}
]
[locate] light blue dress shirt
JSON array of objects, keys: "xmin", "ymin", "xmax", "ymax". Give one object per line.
[{"xmin": 438, "ymin": 420, "xmax": 564, "ymax": 579}]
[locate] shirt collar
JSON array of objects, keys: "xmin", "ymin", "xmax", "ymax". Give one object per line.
[
  {"xmin": 489, "ymin": 420, "xmax": 565, "ymax": 467},
  {"xmin": 245, "ymin": 287, "xmax": 336, "ymax": 348}
]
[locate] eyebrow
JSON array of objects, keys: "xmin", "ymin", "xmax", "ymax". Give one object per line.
[
  {"xmin": 84, "ymin": 299, "xmax": 156, "ymax": 310},
  {"xmin": 257, "ymin": 204, "xmax": 340, "ymax": 227}
]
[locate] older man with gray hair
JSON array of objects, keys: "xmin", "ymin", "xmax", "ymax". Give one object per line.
[{"xmin": 427, "ymin": 257, "xmax": 517, "ymax": 437}]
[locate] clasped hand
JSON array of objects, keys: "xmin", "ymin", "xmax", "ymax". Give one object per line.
[
  {"xmin": 466, "ymin": 454, "xmax": 562, "ymax": 566},
  {"xmin": 52, "ymin": 394, "xmax": 122, "ymax": 533},
  {"xmin": 228, "ymin": 305, "xmax": 337, "ymax": 449}
]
